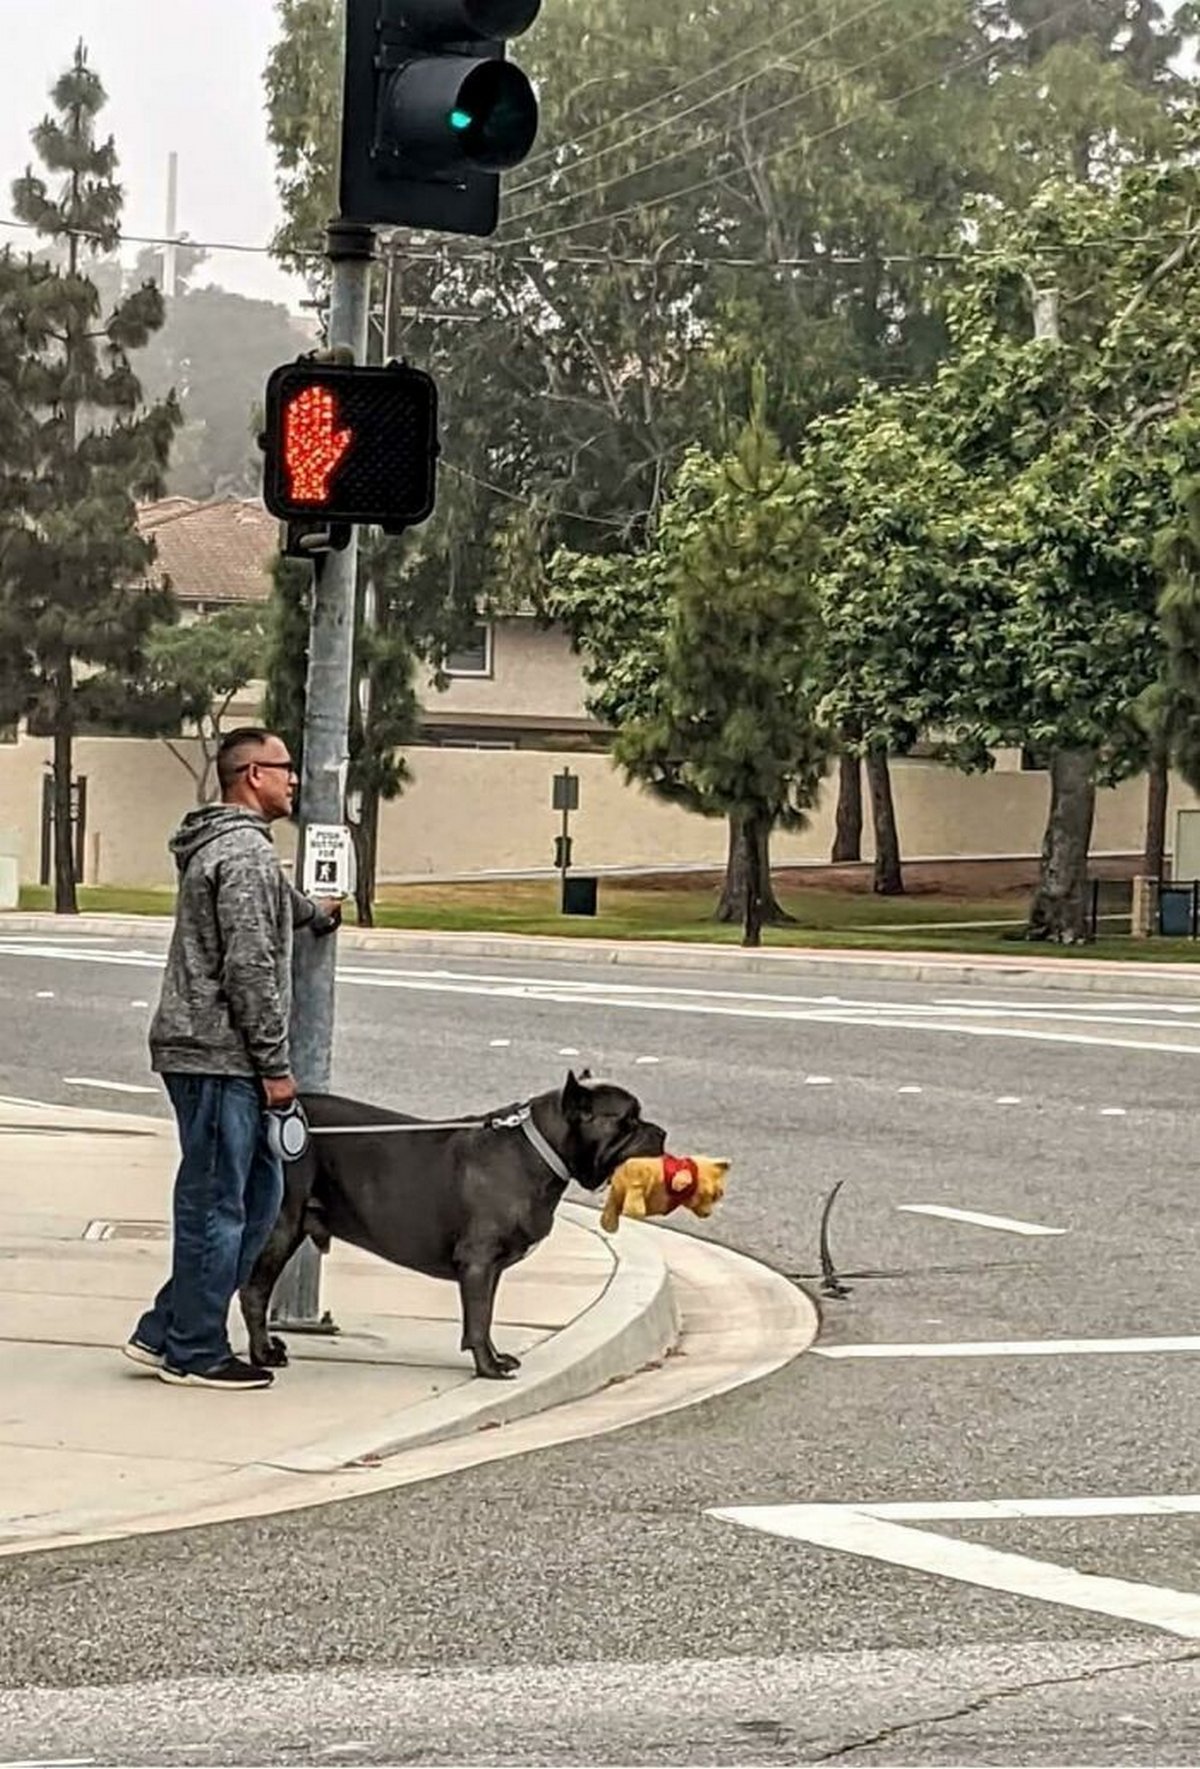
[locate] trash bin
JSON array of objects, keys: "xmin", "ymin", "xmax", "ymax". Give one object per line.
[
  {"xmin": 1159, "ymin": 882, "xmax": 1196, "ymax": 938},
  {"xmin": 561, "ymin": 874, "xmax": 598, "ymax": 917}
]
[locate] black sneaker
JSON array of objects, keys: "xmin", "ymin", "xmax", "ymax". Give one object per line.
[
  {"xmin": 158, "ymin": 1356, "xmax": 274, "ymax": 1391},
  {"xmin": 122, "ymin": 1338, "xmax": 165, "ymax": 1371}
]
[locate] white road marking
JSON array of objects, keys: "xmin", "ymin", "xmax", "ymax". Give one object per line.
[
  {"xmin": 635, "ymin": 1055, "xmax": 660, "ymax": 1065},
  {"xmin": 995, "ymin": 1095, "xmax": 1022, "ymax": 1104},
  {"xmin": 1100, "ymin": 1107, "xmax": 1128, "ymax": 1116},
  {"xmin": 62, "ymin": 1077, "xmax": 158, "ymax": 1096},
  {"xmin": 488, "ymin": 1039, "xmax": 511, "ymax": 1048},
  {"xmin": 816, "ymin": 1336, "xmax": 1200, "ymax": 1360},
  {"xmin": 709, "ymin": 1497, "xmax": 1200, "ymax": 1638},
  {"xmin": 34, "ymin": 990, "xmax": 54, "ymax": 999},
  {"xmin": 804, "ymin": 1075, "xmax": 833, "ymax": 1086},
  {"xmin": 558, "ymin": 1046, "xmax": 580, "ymax": 1056},
  {"xmin": 898, "ymin": 1204, "xmax": 1065, "ymax": 1237},
  {"xmin": 9, "ymin": 941, "xmax": 1200, "ymax": 1059},
  {"xmin": 0, "ymin": 1095, "xmax": 53, "ymax": 1111},
  {"xmin": 130, "ymin": 999, "xmax": 149, "ymax": 1009},
  {"xmin": 897, "ymin": 1084, "xmax": 923, "ymax": 1094},
  {"xmin": 840, "ymin": 1495, "xmax": 1200, "ymax": 1520}
]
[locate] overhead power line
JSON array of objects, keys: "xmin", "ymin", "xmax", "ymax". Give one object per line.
[
  {"xmin": 513, "ymin": 4, "xmax": 872, "ymax": 184},
  {"xmin": 501, "ymin": 1, "xmax": 948, "ymax": 238},
  {"xmin": 506, "ymin": 0, "xmax": 896, "ymax": 203},
  {"xmin": 502, "ymin": 0, "xmax": 1092, "ymax": 252}
]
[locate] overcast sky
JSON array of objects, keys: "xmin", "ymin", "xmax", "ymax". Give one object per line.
[{"xmin": 0, "ymin": 0, "xmax": 307, "ymax": 312}]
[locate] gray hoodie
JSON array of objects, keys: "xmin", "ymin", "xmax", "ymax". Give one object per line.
[{"xmin": 149, "ymin": 804, "xmax": 327, "ymax": 1080}]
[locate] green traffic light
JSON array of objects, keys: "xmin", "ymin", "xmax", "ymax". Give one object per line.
[{"xmin": 449, "ymin": 108, "xmax": 473, "ymax": 132}]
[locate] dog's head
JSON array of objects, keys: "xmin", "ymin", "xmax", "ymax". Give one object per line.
[{"xmin": 559, "ymin": 1070, "xmax": 667, "ymax": 1191}]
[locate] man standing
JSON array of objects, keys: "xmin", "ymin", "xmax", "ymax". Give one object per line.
[{"xmin": 126, "ymin": 728, "xmax": 340, "ymax": 1390}]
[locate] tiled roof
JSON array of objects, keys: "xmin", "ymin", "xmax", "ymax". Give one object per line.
[{"xmin": 138, "ymin": 497, "xmax": 278, "ymax": 606}]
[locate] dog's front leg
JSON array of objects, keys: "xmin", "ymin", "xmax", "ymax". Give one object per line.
[{"xmin": 457, "ymin": 1260, "xmax": 520, "ymax": 1380}]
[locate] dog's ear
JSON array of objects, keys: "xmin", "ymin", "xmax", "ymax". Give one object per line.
[
  {"xmin": 578, "ymin": 1066, "xmax": 593, "ymax": 1081},
  {"xmin": 562, "ymin": 1070, "xmax": 592, "ymax": 1119}
]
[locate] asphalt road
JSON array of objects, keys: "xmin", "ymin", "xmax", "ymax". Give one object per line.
[{"xmin": 2, "ymin": 928, "xmax": 1200, "ymax": 1766}]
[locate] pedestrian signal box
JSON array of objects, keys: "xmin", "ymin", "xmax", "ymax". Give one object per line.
[{"xmin": 262, "ymin": 360, "xmax": 439, "ymax": 531}]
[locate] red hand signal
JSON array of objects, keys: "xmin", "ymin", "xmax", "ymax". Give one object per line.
[{"xmin": 284, "ymin": 385, "xmax": 353, "ymax": 505}]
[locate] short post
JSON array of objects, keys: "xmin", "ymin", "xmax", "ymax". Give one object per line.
[{"xmin": 552, "ymin": 766, "xmax": 579, "ymax": 911}]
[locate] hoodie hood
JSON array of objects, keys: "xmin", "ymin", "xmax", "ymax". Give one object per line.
[{"xmin": 169, "ymin": 805, "xmax": 272, "ymax": 875}]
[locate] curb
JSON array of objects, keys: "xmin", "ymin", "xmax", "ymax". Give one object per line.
[
  {"xmin": 0, "ymin": 1223, "xmax": 814, "ymax": 1559},
  {"xmin": 5, "ymin": 911, "xmax": 1200, "ymax": 998},
  {"xmin": 270, "ymin": 1203, "xmax": 679, "ymax": 1473}
]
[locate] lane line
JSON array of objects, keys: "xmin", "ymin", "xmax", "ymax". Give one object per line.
[
  {"xmin": 10, "ymin": 942, "xmax": 1200, "ymax": 1059},
  {"xmin": 816, "ymin": 1336, "xmax": 1200, "ymax": 1360},
  {"xmin": 708, "ymin": 1502, "xmax": 1200, "ymax": 1637},
  {"xmin": 897, "ymin": 1204, "xmax": 1066, "ymax": 1237},
  {"xmin": 62, "ymin": 1077, "xmax": 158, "ymax": 1096}
]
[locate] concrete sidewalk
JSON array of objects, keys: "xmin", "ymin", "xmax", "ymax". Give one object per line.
[{"xmin": 0, "ymin": 1099, "xmax": 681, "ymax": 1552}]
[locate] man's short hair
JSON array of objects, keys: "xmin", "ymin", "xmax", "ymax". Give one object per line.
[{"xmin": 217, "ymin": 727, "xmax": 273, "ymax": 795}]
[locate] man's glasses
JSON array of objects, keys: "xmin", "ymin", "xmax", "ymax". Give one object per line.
[{"xmin": 236, "ymin": 761, "xmax": 298, "ymax": 776}]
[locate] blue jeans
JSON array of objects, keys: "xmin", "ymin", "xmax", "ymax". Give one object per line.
[{"xmin": 134, "ymin": 1074, "xmax": 284, "ymax": 1374}]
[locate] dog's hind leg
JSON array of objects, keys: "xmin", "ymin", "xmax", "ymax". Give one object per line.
[
  {"xmin": 457, "ymin": 1260, "xmax": 520, "ymax": 1380},
  {"xmin": 239, "ymin": 1180, "xmax": 310, "ymax": 1369}
]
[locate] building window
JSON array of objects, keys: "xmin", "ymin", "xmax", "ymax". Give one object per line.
[{"xmin": 443, "ymin": 622, "xmax": 493, "ymax": 678}]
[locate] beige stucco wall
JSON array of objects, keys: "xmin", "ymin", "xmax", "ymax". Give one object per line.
[
  {"xmin": 423, "ymin": 619, "xmax": 593, "ymax": 722},
  {"xmin": 3, "ymin": 732, "xmax": 1197, "ymax": 890}
]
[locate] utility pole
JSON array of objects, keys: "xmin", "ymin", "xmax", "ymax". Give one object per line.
[
  {"xmin": 162, "ymin": 151, "xmax": 180, "ymax": 299},
  {"xmin": 268, "ymin": 221, "xmax": 374, "ymax": 1332}
]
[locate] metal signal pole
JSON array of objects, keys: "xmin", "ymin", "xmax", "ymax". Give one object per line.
[{"xmin": 268, "ymin": 220, "xmax": 375, "ymax": 1332}]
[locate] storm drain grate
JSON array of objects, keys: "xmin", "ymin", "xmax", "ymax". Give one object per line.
[{"xmin": 83, "ymin": 1219, "xmax": 169, "ymax": 1242}]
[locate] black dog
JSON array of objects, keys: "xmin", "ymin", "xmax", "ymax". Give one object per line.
[{"xmin": 240, "ymin": 1072, "xmax": 667, "ymax": 1380}]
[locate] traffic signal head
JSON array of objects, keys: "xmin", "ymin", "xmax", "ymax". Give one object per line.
[
  {"xmin": 340, "ymin": 0, "xmax": 542, "ymax": 236},
  {"xmin": 262, "ymin": 360, "xmax": 439, "ymax": 532}
]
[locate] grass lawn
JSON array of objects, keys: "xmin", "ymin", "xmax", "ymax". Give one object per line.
[{"xmin": 14, "ymin": 872, "xmax": 1198, "ymax": 962}]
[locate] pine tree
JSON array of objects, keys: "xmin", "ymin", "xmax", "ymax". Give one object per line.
[
  {"xmin": 614, "ymin": 380, "xmax": 831, "ymax": 948},
  {"xmin": 0, "ymin": 46, "xmax": 180, "ymax": 912}
]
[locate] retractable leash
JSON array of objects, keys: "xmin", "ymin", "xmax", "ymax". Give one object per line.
[{"xmin": 263, "ymin": 1100, "xmax": 573, "ymax": 1183}]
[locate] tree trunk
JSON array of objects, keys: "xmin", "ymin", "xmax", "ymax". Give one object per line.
[
  {"xmin": 52, "ymin": 668, "xmax": 78, "ymax": 915},
  {"xmin": 716, "ymin": 812, "xmax": 794, "ymax": 924},
  {"xmin": 866, "ymin": 747, "xmax": 904, "ymax": 896},
  {"xmin": 1025, "ymin": 748, "xmax": 1097, "ymax": 944},
  {"xmin": 351, "ymin": 784, "xmax": 380, "ymax": 929},
  {"xmin": 832, "ymin": 752, "xmax": 863, "ymax": 864},
  {"xmin": 1143, "ymin": 747, "xmax": 1169, "ymax": 882},
  {"xmin": 742, "ymin": 812, "xmax": 765, "ymax": 948}
]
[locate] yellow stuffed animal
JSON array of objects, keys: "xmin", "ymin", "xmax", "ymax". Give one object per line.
[{"xmin": 600, "ymin": 1154, "xmax": 730, "ymax": 1233}]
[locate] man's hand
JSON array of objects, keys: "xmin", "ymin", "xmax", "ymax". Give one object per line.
[
  {"xmin": 263, "ymin": 1074, "xmax": 298, "ymax": 1109},
  {"xmin": 312, "ymin": 897, "xmax": 343, "ymax": 939}
]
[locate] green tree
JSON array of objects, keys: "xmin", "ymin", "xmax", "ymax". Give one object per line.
[
  {"xmin": 142, "ymin": 605, "xmax": 268, "ymax": 804},
  {"xmin": 1146, "ymin": 450, "xmax": 1200, "ymax": 808},
  {"xmin": 0, "ymin": 46, "xmax": 180, "ymax": 913},
  {"xmin": 551, "ymin": 384, "xmax": 830, "ymax": 946}
]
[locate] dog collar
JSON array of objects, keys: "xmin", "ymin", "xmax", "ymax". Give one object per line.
[{"xmin": 515, "ymin": 1111, "xmax": 574, "ymax": 1186}]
